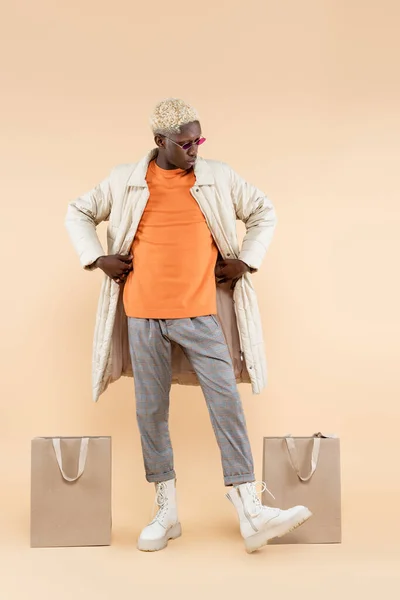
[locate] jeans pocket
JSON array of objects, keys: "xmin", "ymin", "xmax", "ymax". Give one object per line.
[{"xmin": 209, "ymin": 314, "xmax": 220, "ymax": 331}]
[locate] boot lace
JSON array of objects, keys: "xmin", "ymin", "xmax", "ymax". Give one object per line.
[
  {"xmin": 149, "ymin": 482, "xmax": 169, "ymax": 525},
  {"xmin": 247, "ymin": 481, "xmax": 276, "ymax": 511}
]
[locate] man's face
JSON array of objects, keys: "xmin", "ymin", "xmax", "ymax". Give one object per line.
[{"xmin": 156, "ymin": 121, "xmax": 202, "ymax": 170}]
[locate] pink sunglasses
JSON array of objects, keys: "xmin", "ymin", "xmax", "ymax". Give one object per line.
[{"xmin": 164, "ymin": 136, "xmax": 206, "ymax": 151}]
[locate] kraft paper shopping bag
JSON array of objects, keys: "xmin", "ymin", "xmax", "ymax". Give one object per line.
[
  {"xmin": 262, "ymin": 433, "xmax": 341, "ymax": 544},
  {"xmin": 30, "ymin": 436, "xmax": 111, "ymax": 547}
]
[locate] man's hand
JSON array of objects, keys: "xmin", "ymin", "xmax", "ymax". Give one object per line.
[
  {"xmin": 215, "ymin": 259, "xmax": 251, "ymax": 290},
  {"xmin": 95, "ymin": 254, "xmax": 133, "ymax": 284}
]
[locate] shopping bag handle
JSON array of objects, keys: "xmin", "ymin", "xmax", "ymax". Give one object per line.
[
  {"xmin": 52, "ymin": 438, "xmax": 89, "ymax": 482},
  {"xmin": 285, "ymin": 434, "xmax": 321, "ymax": 482}
]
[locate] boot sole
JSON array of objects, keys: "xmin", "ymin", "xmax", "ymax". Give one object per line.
[
  {"xmin": 137, "ymin": 522, "xmax": 182, "ymax": 552},
  {"xmin": 244, "ymin": 508, "xmax": 312, "ymax": 553}
]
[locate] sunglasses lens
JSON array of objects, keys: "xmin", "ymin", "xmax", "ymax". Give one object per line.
[{"xmin": 181, "ymin": 138, "xmax": 206, "ymax": 150}]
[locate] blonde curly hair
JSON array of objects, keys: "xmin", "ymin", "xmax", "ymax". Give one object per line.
[{"xmin": 149, "ymin": 97, "xmax": 200, "ymax": 135}]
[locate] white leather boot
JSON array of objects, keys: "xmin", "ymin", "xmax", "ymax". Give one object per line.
[
  {"xmin": 226, "ymin": 481, "xmax": 312, "ymax": 553},
  {"xmin": 137, "ymin": 478, "xmax": 182, "ymax": 552}
]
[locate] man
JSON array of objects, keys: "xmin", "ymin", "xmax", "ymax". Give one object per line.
[{"xmin": 65, "ymin": 98, "xmax": 311, "ymax": 554}]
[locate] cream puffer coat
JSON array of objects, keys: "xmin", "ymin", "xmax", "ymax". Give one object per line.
[{"xmin": 65, "ymin": 149, "xmax": 277, "ymax": 401}]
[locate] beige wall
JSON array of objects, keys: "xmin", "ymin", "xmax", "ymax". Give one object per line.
[{"xmin": 1, "ymin": 0, "xmax": 399, "ymax": 596}]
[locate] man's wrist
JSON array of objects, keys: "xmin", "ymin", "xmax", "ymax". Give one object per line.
[
  {"xmin": 94, "ymin": 256, "xmax": 106, "ymax": 269},
  {"xmin": 240, "ymin": 260, "xmax": 256, "ymax": 274}
]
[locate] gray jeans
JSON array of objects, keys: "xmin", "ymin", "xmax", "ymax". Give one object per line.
[{"xmin": 127, "ymin": 316, "xmax": 255, "ymax": 486}]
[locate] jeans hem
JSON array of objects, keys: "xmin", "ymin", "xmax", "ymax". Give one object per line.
[
  {"xmin": 224, "ymin": 473, "xmax": 256, "ymax": 486},
  {"xmin": 146, "ymin": 470, "xmax": 176, "ymax": 483}
]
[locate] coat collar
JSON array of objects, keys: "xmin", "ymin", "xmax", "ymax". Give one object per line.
[{"xmin": 126, "ymin": 149, "xmax": 215, "ymax": 187}]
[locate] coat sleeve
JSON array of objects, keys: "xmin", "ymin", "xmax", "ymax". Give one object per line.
[
  {"xmin": 65, "ymin": 174, "xmax": 113, "ymax": 270},
  {"xmin": 229, "ymin": 167, "xmax": 277, "ymax": 272}
]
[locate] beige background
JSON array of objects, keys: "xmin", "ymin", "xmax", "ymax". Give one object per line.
[{"xmin": 1, "ymin": 0, "xmax": 399, "ymax": 597}]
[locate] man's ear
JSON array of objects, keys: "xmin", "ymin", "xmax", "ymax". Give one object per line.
[{"xmin": 154, "ymin": 135, "xmax": 165, "ymax": 149}]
